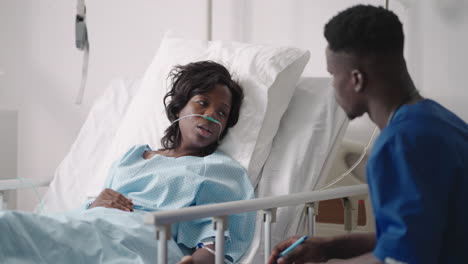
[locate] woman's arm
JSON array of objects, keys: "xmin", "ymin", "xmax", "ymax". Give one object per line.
[
  {"xmin": 176, "ymin": 244, "xmax": 216, "ymax": 264},
  {"xmin": 191, "ymin": 244, "xmax": 215, "ymax": 264}
]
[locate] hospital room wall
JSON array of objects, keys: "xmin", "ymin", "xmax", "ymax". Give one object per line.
[
  {"xmin": 1, "ymin": 0, "xmax": 467, "ymax": 211},
  {"xmin": 406, "ymin": 0, "xmax": 468, "ymax": 123},
  {"xmin": 0, "ymin": 0, "xmax": 209, "ymax": 211},
  {"xmin": 344, "ymin": 0, "xmax": 468, "ymax": 142},
  {"xmin": 0, "ymin": 0, "xmax": 381, "ymax": 211},
  {"xmin": 214, "ymin": 0, "xmax": 468, "ymax": 140},
  {"xmin": 212, "ymin": 0, "xmax": 392, "ymax": 143}
]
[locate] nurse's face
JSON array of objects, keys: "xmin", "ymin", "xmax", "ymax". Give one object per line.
[
  {"xmin": 177, "ymin": 84, "xmax": 232, "ymax": 150},
  {"xmin": 326, "ymin": 46, "xmax": 365, "ymax": 120}
]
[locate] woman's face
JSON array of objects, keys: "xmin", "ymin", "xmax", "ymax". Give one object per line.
[{"xmin": 177, "ymin": 83, "xmax": 233, "ymax": 151}]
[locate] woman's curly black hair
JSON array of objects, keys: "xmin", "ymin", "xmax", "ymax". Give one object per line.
[
  {"xmin": 160, "ymin": 61, "xmax": 243, "ymax": 155},
  {"xmin": 324, "ymin": 5, "xmax": 404, "ymax": 56}
]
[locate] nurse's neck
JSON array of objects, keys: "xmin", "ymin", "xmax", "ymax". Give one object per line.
[{"xmin": 366, "ymin": 69, "xmax": 422, "ymax": 130}]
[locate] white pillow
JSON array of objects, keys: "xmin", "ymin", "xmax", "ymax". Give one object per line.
[
  {"xmin": 258, "ymin": 78, "xmax": 348, "ymax": 196},
  {"xmin": 86, "ymin": 35, "xmax": 310, "ymax": 197}
]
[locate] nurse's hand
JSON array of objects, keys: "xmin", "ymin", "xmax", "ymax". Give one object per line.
[
  {"xmin": 89, "ymin": 188, "xmax": 133, "ymax": 212},
  {"xmin": 267, "ymin": 236, "xmax": 329, "ymax": 264}
]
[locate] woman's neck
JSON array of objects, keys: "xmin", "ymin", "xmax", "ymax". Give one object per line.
[{"xmin": 160, "ymin": 148, "xmax": 205, "ymax": 158}]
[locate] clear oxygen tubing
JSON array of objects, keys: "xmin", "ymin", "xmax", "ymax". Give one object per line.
[
  {"xmin": 170, "ymin": 114, "xmax": 223, "ymax": 140},
  {"xmin": 318, "ymin": 125, "xmax": 379, "ymax": 190},
  {"xmin": 19, "ymin": 123, "xmax": 374, "ymax": 214},
  {"xmin": 289, "ymin": 125, "xmax": 379, "ymax": 236}
]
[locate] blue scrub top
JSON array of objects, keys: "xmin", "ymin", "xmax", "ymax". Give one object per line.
[{"xmin": 367, "ymin": 99, "xmax": 468, "ymax": 264}]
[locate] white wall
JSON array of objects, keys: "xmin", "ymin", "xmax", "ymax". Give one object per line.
[
  {"xmin": 212, "ymin": 0, "xmax": 389, "ymax": 144},
  {"xmin": 0, "ymin": 110, "xmax": 17, "ymax": 180},
  {"xmin": 0, "ymin": 0, "xmax": 208, "ymax": 211},
  {"xmin": 0, "ymin": 110, "xmax": 17, "ymax": 209},
  {"xmin": 213, "ymin": 0, "xmax": 468, "ymax": 142},
  {"xmin": 1, "ymin": 0, "xmax": 466, "ymax": 210},
  {"xmin": 213, "ymin": 0, "xmax": 383, "ymax": 77},
  {"xmin": 407, "ymin": 0, "xmax": 468, "ymax": 122}
]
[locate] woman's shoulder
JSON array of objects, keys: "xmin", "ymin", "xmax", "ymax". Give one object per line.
[
  {"xmin": 117, "ymin": 144, "xmax": 149, "ymax": 163},
  {"xmin": 201, "ymin": 151, "xmax": 254, "ymax": 199},
  {"xmin": 204, "ymin": 151, "xmax": 250, "ymax": 181},
  {"xmin": 205, "ymin": 151, "xmax": 244, "ymax": 169}
]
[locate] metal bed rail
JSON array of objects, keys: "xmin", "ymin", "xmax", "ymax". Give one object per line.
[
  {"xmin": 0, "ymin": 178, "xmax": 368, "ymax": 263},
  {"xmin": 144, "ymin": 184, "xmax": 369, "ymax": 264},
  {"xmin": 0, "ymin": 177, "xmax": 52, "ymax": 210}
]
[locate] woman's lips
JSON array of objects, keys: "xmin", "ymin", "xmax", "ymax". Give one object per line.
[{"xmin": 197, "ymin": 124, "xmax": 213, "ymax": 137}]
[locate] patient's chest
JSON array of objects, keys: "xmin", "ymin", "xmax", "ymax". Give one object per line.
[{"xmin": 107, "ymin": 147, "xmax": 208, "ymax": 212}]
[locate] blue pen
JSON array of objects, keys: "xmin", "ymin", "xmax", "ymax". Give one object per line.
[{"xmin": 278, "ymin": 235, "xmax": 308, "ymax": 258}]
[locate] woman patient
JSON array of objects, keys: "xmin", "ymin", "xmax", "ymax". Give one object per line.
[{"xmin": 0, "ymin": 61, "xmax": 255, "ymax": 264}]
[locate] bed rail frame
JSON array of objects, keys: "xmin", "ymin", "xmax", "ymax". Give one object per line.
[
  {"xmin": 144, "ymin": 184, "xmax": 368, "ymax": 264},
  {"xmin": 0, "ymin": 178, "xmax": 368, "ymax": 264}
]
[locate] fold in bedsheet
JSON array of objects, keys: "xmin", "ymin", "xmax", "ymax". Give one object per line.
[{"xmin": 0, "ymin": 207, "xmax": 184, "ymax": 263}]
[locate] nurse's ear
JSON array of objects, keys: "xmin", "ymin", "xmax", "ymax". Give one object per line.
[{"xmin": 351, "ymin": 69, "xmax": 365, "ymax": 93}]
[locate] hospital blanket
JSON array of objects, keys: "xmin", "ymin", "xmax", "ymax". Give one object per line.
[
  {"xmin": 0, "ymin": 207, "xmax": 184, "ymax": 263},
  {"xmin": 0, "ymin": 145, "xmax": 255, "ymax": 263}
]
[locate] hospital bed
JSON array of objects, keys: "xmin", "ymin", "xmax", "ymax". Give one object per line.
[{"xmin": 0, "ymin": 35, "xmax": 370, "ymax": 264}]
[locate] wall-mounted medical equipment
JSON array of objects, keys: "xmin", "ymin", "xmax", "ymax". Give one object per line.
[{"xmin": 75, "ymin": 0, "xmax": 89, "ymax": 105}]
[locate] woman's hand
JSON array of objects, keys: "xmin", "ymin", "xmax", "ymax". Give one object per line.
[
  {"xmin": 89, "ymin": 188, "xmax": 133, "ymax": 212},
  {"xmin": 177, "ymin": 256, "xmax": 194, "ymax": 264},
  {"xmin": 177, "ymin": 244, "xmax": 215, "ymax": 264},
  {"xmin": 268, "ymin": 235, "xmax": 330, "ymax": 264}
]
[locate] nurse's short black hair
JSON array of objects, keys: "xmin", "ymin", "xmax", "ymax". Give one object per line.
[
  {"xmin": 324, "ymin": 5, "xmax": 404, "ymax": 56},
  {"xmin": 161, "ymin": 61, "xmax": 243, "ymax": 154}
]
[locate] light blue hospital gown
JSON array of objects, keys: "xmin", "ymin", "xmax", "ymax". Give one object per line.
[{"xmin": 0, "ymin": 145, "xmax": 255, "ymax": 263}]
